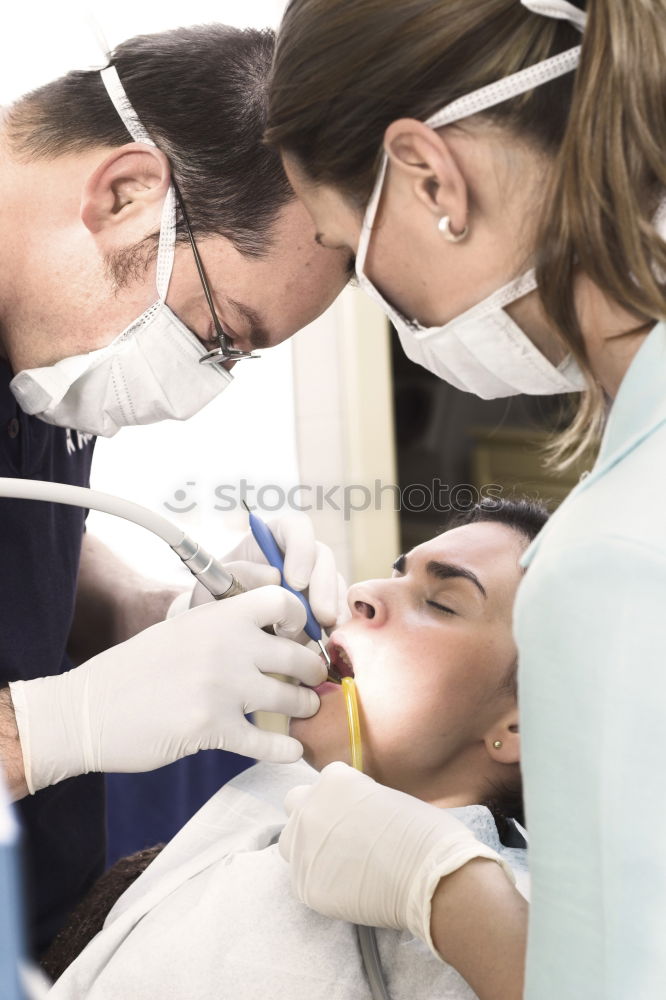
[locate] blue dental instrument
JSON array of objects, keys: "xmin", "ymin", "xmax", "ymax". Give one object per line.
[{"xmin": 242, "ymin": 501, "xmax": 339, "ymax": 682}]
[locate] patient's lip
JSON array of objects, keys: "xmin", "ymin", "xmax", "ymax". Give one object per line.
[{"xmin": 314, "ymin": 681, "xmax": 341, "ymax": 696}]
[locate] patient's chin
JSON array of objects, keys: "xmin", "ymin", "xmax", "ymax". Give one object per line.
[
  {"xmin": 290, "ymin": 716, "xmax": 326, "ymax": 771},
  {"xmin": 290, "ymin": 710, "xmax": 350, "ymax": 772}
]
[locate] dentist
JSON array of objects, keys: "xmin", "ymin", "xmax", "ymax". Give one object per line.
[
  {"xmin": 268, "ymin": 1, "xmax": 666, "ymax": 997},
  {"xmin": 0, "ymin": 25, "xmax": 348, "ymax": 953}
]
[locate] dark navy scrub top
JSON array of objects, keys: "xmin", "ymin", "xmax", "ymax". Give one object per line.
[{"xmin": 0, "ymin": 360, "xmax": 102, "ymax": 956}]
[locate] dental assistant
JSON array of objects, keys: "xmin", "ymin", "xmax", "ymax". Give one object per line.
[
  {"xmin": 0, "ymin": 26, "xmax": 348, "ymax": 954},
  {"xmin": 267, "ymin": 1, "xmax": 666, "ymax": 997}
]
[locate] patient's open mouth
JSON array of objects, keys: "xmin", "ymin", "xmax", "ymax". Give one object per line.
[{"xmin": 326, "ymin": 638, "xmax": 355, "ymax": 679}]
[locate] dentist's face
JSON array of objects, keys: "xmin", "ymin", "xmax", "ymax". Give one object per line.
[
  {"xmin": 6, "ymin": 183, "xmax": 351, "ymax": 376},
  {"xmin": 165, "ymin": 196, "xmax": 353, "ymax": 361},
  {"xmin": 291, "ymin": 521, "xmax": 524, "ymax": 803}
]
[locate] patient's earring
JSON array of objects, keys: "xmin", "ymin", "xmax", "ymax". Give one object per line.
[
  {"xmin": 438, "ymin": 215, "xmax": 469, "ymax": 243},
  {"xmin": 493, "ymin": 740, "xmax": 503, "ymax": 749}
]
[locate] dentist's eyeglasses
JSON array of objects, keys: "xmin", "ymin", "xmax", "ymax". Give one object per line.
[{"xmin": 172, "ymin": 181, "xmax": 258, "ymax": 367}]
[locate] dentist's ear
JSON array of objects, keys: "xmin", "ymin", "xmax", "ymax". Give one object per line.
[
  {"xmin": 80, "ymin": 143, "xmax": 171, "ymax": 237},
  {"xmin": 486, "ymin": 708, "xmax": 520, "ymax": 765},
  {"xmin": 383, "ymin": 118, "xmax": 468, "ymax": 237}
]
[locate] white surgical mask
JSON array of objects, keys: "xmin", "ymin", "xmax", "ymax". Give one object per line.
[
  {"xmin": 10, "ymin": 66, "xmax": 231, "ymax": 437},
  {"xmin": 355, "ymin": 0, "xmax": 588, "ymax": 399}
]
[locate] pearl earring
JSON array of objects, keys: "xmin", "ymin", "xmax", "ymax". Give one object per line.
[
  {"xmin": 438, "ymin": 215, "xmax": 469, "ymax": 243},
  {"xmin": 493, "ymin": 740, "xmax": 503, "ymax": 749}
]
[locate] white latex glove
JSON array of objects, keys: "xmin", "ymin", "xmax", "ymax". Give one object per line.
[
  {"xmin": 9, "ymin": 586, "xmax": 326, "ymax": 794},
  {"xmin": 279, "ymin": 762, "xmax": 515, "ymax": 952},
  {"xmin": 170, "ymin": 512, "xmax": 348, "ymax": 628}
]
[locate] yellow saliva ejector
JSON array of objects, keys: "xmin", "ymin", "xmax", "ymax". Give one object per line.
[
  {"xmin": 341, "ymin": 676, "xmax": 363, "ymax": 772},
  {"xmin": 339, "ymin": 677, "xmax": 390, "ymax": 999}
]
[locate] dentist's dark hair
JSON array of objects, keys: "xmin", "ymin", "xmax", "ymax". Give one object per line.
[
  {"xmin": 267, "ymin": 0, "xmax": 666, "ymax": 467},
  {"xmin": 8, "ymin": 24, "xmax": 293, "ymax": 257}
]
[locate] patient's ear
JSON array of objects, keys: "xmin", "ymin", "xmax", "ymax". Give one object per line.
[{"xmin": 485, "ymin": 707, "xmax": 520, "ymax": 765}]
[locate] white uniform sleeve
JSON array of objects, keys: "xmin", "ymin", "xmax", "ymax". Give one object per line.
[{"xmin": 515, "ymin": 534, "xmax": 666, "ymax": 1000}]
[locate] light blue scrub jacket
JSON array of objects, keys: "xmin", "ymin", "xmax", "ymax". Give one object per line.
[{"xmin": 514, "ymin": 320, "xmax": 666, "ymax": 1000}]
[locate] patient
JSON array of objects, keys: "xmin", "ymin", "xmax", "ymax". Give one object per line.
[{"xmin": 46, "ymin": 498, "xmax": 546, "ymax": 1000}]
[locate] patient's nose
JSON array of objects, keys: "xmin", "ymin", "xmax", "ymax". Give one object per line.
[
  {"xmin": 354, "ymin": 600, "xmax": 375, "ymax": 619},
  {"xmin": 347, "ymin": 582, "xmax": 387, "ymax": 626}
]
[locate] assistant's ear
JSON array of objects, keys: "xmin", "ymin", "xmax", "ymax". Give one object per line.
[
  {"xmin": 485, "ymin": 707, "xmax": 520, "ymax": 766},
  {"xmin": 80, "ymin": 143, "xmax": 171, "ymax": 236},
  {"xmin": 383, "ymin": 118, "xmax": 468, "ymax": 236}
]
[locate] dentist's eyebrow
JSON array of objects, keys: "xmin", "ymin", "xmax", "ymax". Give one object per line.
[
  {"xmin": 226, "ymin": 297, "xmax": 272, "ymax": 349},
  {"xmin": 393, "ymin": 553, "xmax": 487, "ymax": 599}
]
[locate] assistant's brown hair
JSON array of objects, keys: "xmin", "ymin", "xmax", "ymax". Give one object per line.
[{"xmin": 267, "ymin": 0, "xmax": 666, "ymax": 466}]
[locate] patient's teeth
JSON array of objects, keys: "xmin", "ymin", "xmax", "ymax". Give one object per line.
[{"xmin": 328, "ymin": 642, "xmax": 354, "ymax": 678}]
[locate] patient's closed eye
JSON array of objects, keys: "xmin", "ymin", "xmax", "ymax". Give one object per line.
[{"xmin": 427, "ymin": 600, "xmax": 456, "ymax": 616}]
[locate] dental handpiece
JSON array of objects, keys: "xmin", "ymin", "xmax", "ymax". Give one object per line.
[
  {"xmin": 0, "ymin": 477, "xmax": 244, "ymax": 601},
  {"xmin": 242, "ymin": 501, "xmax": 340, "ymax": 683}
]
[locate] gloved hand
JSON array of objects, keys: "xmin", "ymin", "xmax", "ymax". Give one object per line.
[
  {"xmin": 169, "ymin": 512, "xmax": 348, "ymax": 629},
  {"xmin": 279, "ymin": 762, "xmax": 516, "ymax": 952},
  {"xmin": 9, "ymin": 586, "xmax": 326, "ymax": 794}
]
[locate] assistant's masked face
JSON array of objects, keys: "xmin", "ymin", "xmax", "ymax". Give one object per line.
[
  {"xmin": 290, "ymin": 521, "xmax": 524, "ymax": 804},
  {"xmin": 283, "ymin": 144, "xmax": 587, "ymax": 401},
  {"xmin": 283, "ymin": 35, "xmax": 586, "ymax": 399}
]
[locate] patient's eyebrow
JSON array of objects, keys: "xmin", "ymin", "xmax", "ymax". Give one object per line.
[
  {"xmin": 426, "ymin": 560, "xmax": 487, "ymax": 599},
  {"xmin": 393, "ymin": 553, "xmax": 486, "ymax": 599}
]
